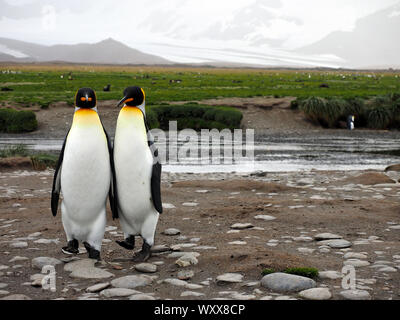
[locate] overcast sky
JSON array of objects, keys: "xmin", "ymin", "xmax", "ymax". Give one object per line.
[{"xmin": 0, "ymin": 0, "xmax": 399, "ymax": 65}]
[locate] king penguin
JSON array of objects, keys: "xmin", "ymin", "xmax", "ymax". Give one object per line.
[
  {"xmin": 114, "ymin": 86, "xmax": 162, "ymax": 262},
  {"xmin": 51, "ymin": 88, "xmax": 117, "ymax": 260}
]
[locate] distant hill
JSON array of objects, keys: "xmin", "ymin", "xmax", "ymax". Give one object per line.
[
  {"xmin": 0, "ymin": 37, "xmax": 171, "ymax": 65},
  {"xmin": 298, "ymin": 4, "xmax": 400, "ymax": 69}
]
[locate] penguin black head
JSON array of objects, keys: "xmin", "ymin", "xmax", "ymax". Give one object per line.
[
  {"xmin": 118, "ymin": 86, "xmax": 145, "ymax": 107},
  {"xmin": 75, "ymin": 87, "xmax": 97, "ymax": 109}
]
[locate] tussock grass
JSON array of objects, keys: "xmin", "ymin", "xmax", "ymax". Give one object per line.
[{"xmin": 0, "ymin": 108, "xmax": 38, "ymax": 133}]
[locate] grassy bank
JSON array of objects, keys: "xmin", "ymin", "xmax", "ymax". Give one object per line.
[
  {"xmin": 0, "ymin": 145, "xmax": 57, "ymax": 169},
  {"xmin": 0, "ymin": 108, "xmax": 38, "ymax": 133},
  {"xmin": 295, "ymin": 93, "xmax": 400, "ymax": 130},
  {"xmin": 1, "ymin": 65, "xmax": 399, "ymax": 107}
]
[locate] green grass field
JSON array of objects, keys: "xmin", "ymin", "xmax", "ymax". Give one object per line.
[{"xmin": 1, "ymin": 65, "xmax": 399, "ymax": 107}]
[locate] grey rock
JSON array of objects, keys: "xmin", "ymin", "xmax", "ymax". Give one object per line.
[
  {"xmin": 216, "ymin": 273, "xmax": 244, "ymax": 284},
  {"xmin": 318, "ymin": 271, "xmax": 343, "ymax": 280},
  {"xmin": 230, "ymin": 223, "xmax": 253, "ymax": 230},
  {"xmin": 64, "ymin": 259, "xmax": 114, "ymax": 279},
  {"xmin": 181, "ymin": 291, "xmax": 204, "ymax": 297},
  {"xmin": 151, "ymin": 244, "xmax": 171, "ymax": 253},
  {"xmin": 10, "ymin": 241, "xmax": 28, "ymax": 248},
  {"xmin": 298, "ymin": 288, "xmax": 332, "ymax": 300},
  {"xmin": 86, "ymin": 282, "xmax": 110, "ymax": 293},
  {"xmin": 377, "ymin": 266, "xmax": 397, "ymax": 272},
  {"xmin": 314, "ymin": 233, "xmax": 342, "ymax": 241},
  {"xmin": 32, "ymin": 257, "xmax": 63, "ymax": 270},
  {"xmin": 111, "ymin": 275, "xmax": 153, "ymax": 289},
  {"xmin": 261, "ymin": 273, "xmax": 316, "ymax": 293},
  {"xmin": 162, "ymin": 228, "xmax": 181, "ymax": 236},
  {"xmin": 129, "ymin": 294, "xmax": 156, "ymax": 300},
  {"xmin": 101, "ymin": 288, "xmax": 140, "ymax": 298},
  {"xmin": 1, "ymin": 294, "xmax": 31, "ymax": 300},
  {"xmin": 0, "ymin": 283, "xmax": 8, "ymax": 289},
  {"xmin": 134, "ymin": 263, "xmax": 157, "ymax": 273},
  {"xmin": 340, "ymin": 289, "xmax": 371, "ymax": 300},
  {"xmin": 177, "ymin": 270, "xmax": 195, "ymax": 280},
  {"xmin": 9, "ymin": 256, "xmax": 29, "ymax": 263},
  {"xmin": 343, "ymin": 259, "xmax": 370, "ymax": 267},
  {"xmin": 343, "ymin": 252, "xmax": 368, "ymax": 259},
  {"xmin": 254, "ymin": 215, "xmax": 276, "ymax": 221},
  {"xmin": 231, "ymin": 293, "xmax": 256, "ymax": 300},
  {"xmin": 319, "ymin": 239, "xmax": 352, "ymax": 249},
  {"xmin": 175, "ymin": 253, "xmax": 198, "ymax": 267}
]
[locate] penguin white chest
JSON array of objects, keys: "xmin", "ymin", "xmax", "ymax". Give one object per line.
[
  {"xmin": 60, "ymin": 109, "xmax": 111, "ymax": 219},
  {"xmin": 114, "ymin": 107, "xmax": 154, "ymax": 219}
]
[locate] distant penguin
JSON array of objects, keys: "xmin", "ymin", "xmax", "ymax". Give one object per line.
[
  {"xmin": 114, "ymin": 86, "xmax": 162, "ymax": 262},
  {"xmin": 347, "ymin": 115, "xmax": 355, "ymax": 130},
  {"xmin": 51, "ymin": 88, "xmax": 117, "ymax": 260}
]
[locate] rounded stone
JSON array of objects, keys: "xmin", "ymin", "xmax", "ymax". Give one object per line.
[
  {"xmin": 216, "ymin": 273, "xmax": 244, "ymax": 284},
  {"xmin": 261, "ymin": 273, "xmax": 316, "ymax": 293},
  {"xmin": 32, "ymin": 257, "xmax": 63, "ymax": 270},
  {"xmin": 129, "ymin": 294, "xmax": 156, "ymax": 300},
  {"xmin": 134, "ymin": 263, "xmax": 157, "ymax": 273},
  {"xmin": 0, "ymin": 294, "xmax": 31, "ymax": 300},
  {"xmin": 298, "ymin": 288, "xmax": 332, "ymax": 300},
  {"xmin": 162, "ymin": 228, "xmax": 181, "ymax": 236},
  {"xmin": 318, "ymin": 271, "xmax": 343, "ymax": 280},
  {"xmin": 10, "ymin": 242, "xmax": 28, "ymax": 249},
  {"xmin": 314, "ymin": 233, "xmax": 342, "ymax": 241},
  {"xmin": 178, "ymin": 270, "xmax": 195, "ymax": 280},
  {"xmin": 111, "ymin": 275, "xmax": 153, "ymax": 289},
  {"xmin": 254, "ymin": 215, "xmax": 276, "ymax": 221},
  {"xmin": 343, "ymin": 252, "xmax": 368, "ymax": 259},
  {"xmin": 319, "ymin": 239, "xmax": 352, "ymax": 249},
  {"xmin": 343, "ymin": 259, "xmax": 370, "ymax": 267},
  {"xmin": 100, "ymin": 288, "xmax": 140, "ymax": 298},
  {"xmin": 340, "ymin": 289, "xmax": 371, "ymax": 300},
  {"xmin": 230, "ymin": 223, "xmax": 254, "ymax": 230},
  {"xmin": 86, "ymin": 282, "xmax": 110, "ymax": 293}
]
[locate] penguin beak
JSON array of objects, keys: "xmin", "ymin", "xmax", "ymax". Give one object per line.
[
  {"xmin": 85, "ymin": 94, "xmax": 89, "ymax": 102},
  {"xmin": 117, "ymin": 96, "xmax": 127, "ymax": 108}
]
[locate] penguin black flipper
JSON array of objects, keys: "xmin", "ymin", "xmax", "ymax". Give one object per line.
[
  {"xmin": 145, "ymin": 122, "xmax": 163, "ymax": 214},
  {"xmin": 51, "ymin": 130, "xmax": 69, "ymax": 217},
  {"xmin": 102, "ymin": 124, "xmax": 119, "ymax": 220}
]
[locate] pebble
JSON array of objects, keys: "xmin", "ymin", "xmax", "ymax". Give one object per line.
[
  {"xmin": 162, "ymin": 203, "xmax": 176, "ymax": 209},
  {"xmin": 298, "ymin": 288, "xmax": 332, "ymax": 300},
  {"xmin": 340, "ymin": 289, "xmax": 371, "ymax": 300},
  {"xmin": 297, "ymin": 248, "xmax": 315, "ymax": 254},
  {"xmin": 228, "ymin": 241, "xmax": 247, "ymax": 245},
  {"xmin": 231, "ymin": 293, "xmax": 256, "ymax": 300},
  {"xmin": 319, "ymin": 239, "xmax": 352, "ymax": 249},
  {"xmin": 0, "ymin": 283, "xmax": 8, "ymax": 289},
  {"xmin": 377, "ymin": 266, "xmax": 397, "ymax": 272},
  {"xmin": 254, "ymin": 215, "xmax": 276, "ymax": 221},
  {"xmin": 0, "ymin": 294, "xmax": 31, "ymax": 300},
  {"xmin": 32, "ymin": 257, "xmax": 63, "ymax": 270},
  {"xmin": 176, "ymin": 254, "xmax": 199, "ymax": 267},
  {"xmin": 111, "ymin": 275, "xmax": 153, "ymax": 289},
  {"xmin": 134, "ymin": 263, "xmax": 157, "ymax": 273},
  {"xmin": 261, "ymin": 273, "xmax": 316, "ymax": 293},
  {"xmin": 64, "ymin": 259, "xmax": 114, "ymax": 279},
  {"xmin": 318, "ymin": 271, "xmax": 343, "ymax": 280},
  {"xmin": 162, "ymin": 228, "xmax": 181, "ymax": 236},
  {"xmin": 9, "ymin": 241, "xmax": 28, "ymax": 248},
  {"xmin": 86, "ymin": 282, "xmax": 110, "ymax": 293},
  {"xmin": 101, "ymin": 288, "xmax": 141, "ymax": 298},
  {"xmin": 182, "ymin": 202, "xmax": 198, "ymax": 207},
  {"xmin": 0, "ymin": 290, "xmax": 10, "ymax": 296},
  {"xmin": 216, "ymin": 273, "xmax": 244, "ymax": 284},
  {"xmin": 314, "ymin": 233, "xmax": 342, "ymax": 241},
  {"xmin": 343, "ymin": 252, "xmax": 368, "ymax": 259},
  {"xmin": 129, "ymin": 294, "xmax": 156, "ymax": 300},
  {"xmin": 293, "ymin": 236, "xmax": 313, "ymax": 242},
  {"xmin": 177, "ymin": 270, "xmax": 194, "ymax": 280},
  {"xmin": 33, "ymin": 239, "xmax": 59, "ymax": 245},
  {"xmin": 343, "ymin": 259, "xmax": 370, "ymax": 267},
  {"xmin": 9, "ymin": 256, "xmax": 29, "ymax": 263},
  {"xmin": 181, "ymin": 291, "xmax": 204, "ymax": 297},
  {"xmin": 0, "ymin": 265, "xmax": 9, "ymax": 271},
  {"xmin": 230, "ymin": 223, "xmax": 253, "ymax": 230}
]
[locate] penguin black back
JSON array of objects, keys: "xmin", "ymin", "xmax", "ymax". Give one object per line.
[{"xmin": 75, "ymin": 87, "xmax": 97, "ymax": 109}]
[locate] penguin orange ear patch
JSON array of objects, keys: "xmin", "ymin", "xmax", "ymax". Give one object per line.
[
  {"xmin": 125, "ymin": 98, "xmax": 134, "ymax": 103},
  {"xmin": 80, "ymin": 97, "xmax": 86, "ymax": 101}
]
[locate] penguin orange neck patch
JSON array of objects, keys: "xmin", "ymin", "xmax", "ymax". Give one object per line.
[{"xmin": 72, "ymin": 108, "xmax": 101, "ymax": 127}]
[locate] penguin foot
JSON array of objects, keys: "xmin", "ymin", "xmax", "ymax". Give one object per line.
[
  {"xmin": 116, "ymin": 235, "xmax": 135, "ymax": 250},
  {"xmin": 61, "ymin": 239, "xmax": 79, "ymax": 255},
  {"xmin": 132, "ymin": 242, "xmax": 151, "ymax": 262},
  {"xmin": 83, "ymin": 241, "xmax": 101, "ymax": 261}
]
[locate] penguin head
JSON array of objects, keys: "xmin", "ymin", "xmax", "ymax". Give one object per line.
[
  {"xmin": 117, "ymin": 86, "xmax": 146, "ymax": 116},
  {"xmin": 75, "ymin": 87, "xmax": 97, "ymax": 109}
]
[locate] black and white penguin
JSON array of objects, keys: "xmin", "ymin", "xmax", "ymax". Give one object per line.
[
  {"xmin": 51, "ymin": 88, "xmax": 117, "ymax": 260},
  {"xmin": 347, "ymin": 115, "xmax": 355, "ymax": 130},
  {"xmin": 113, "ymin": 86, "xmax": 162, "ymax": 262}
]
